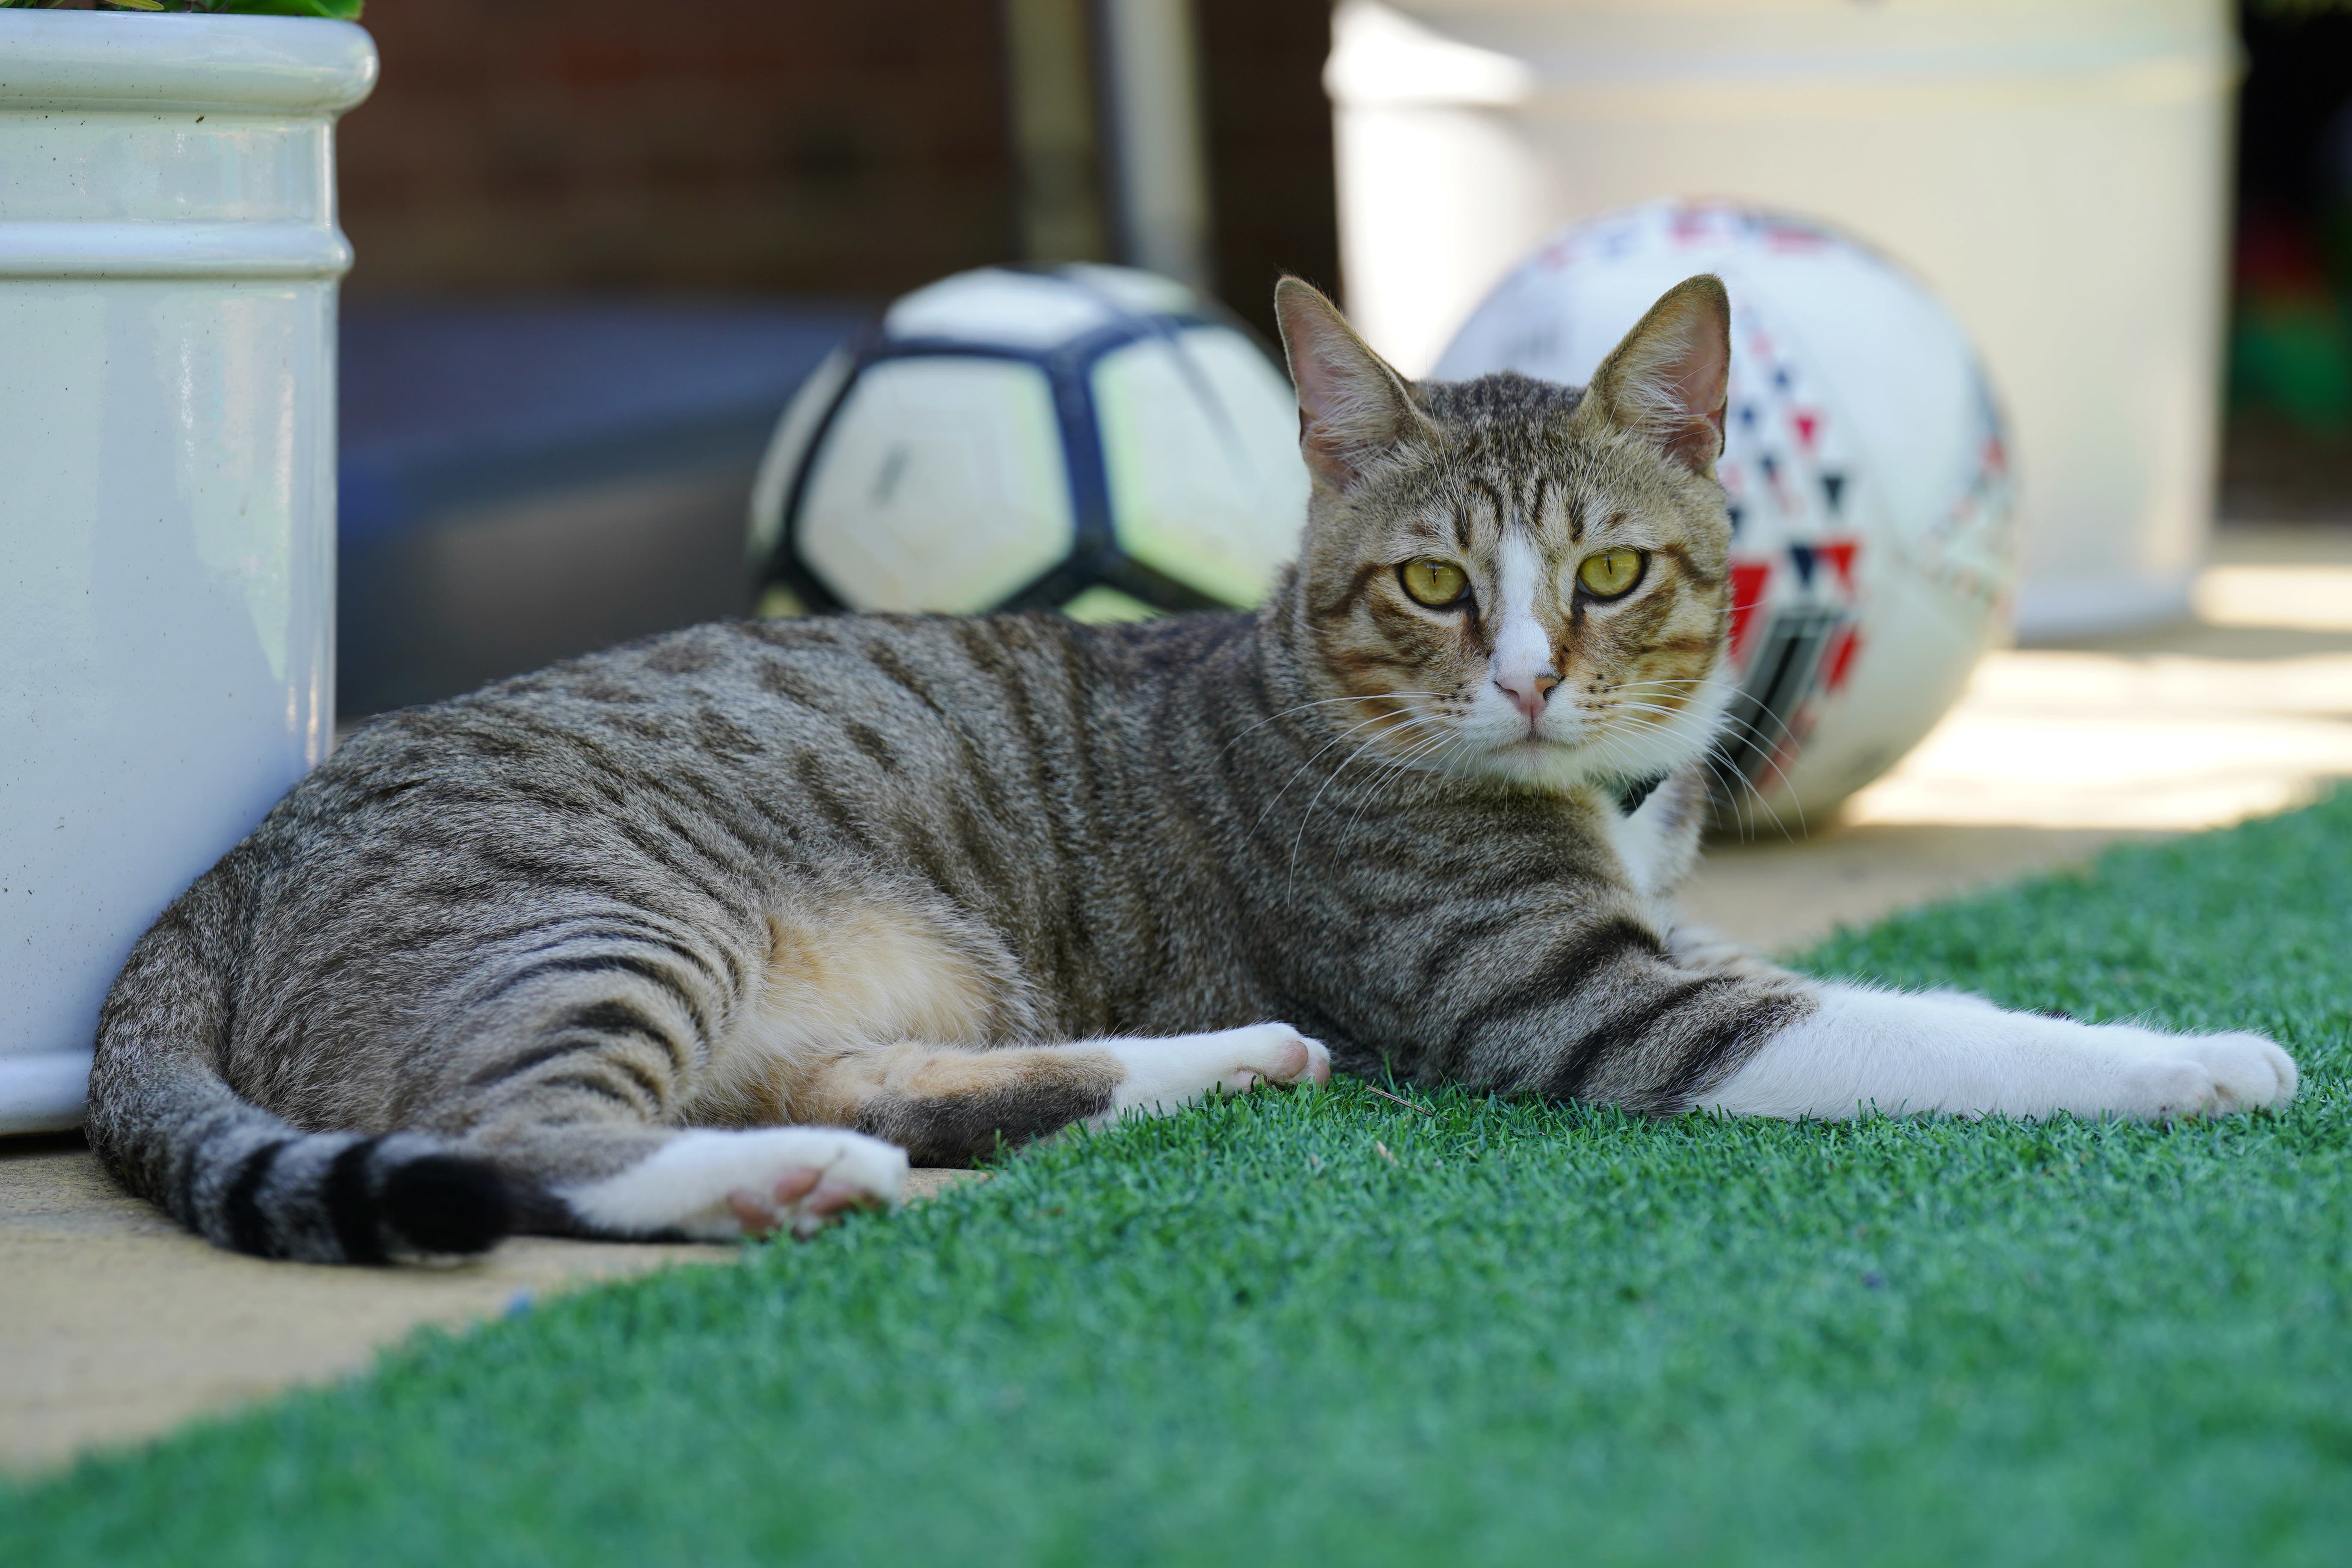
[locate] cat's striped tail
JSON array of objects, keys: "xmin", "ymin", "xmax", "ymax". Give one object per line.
[{"xmin": 85, "ymin": 868, "xmax": 512, "ymax": 1265}]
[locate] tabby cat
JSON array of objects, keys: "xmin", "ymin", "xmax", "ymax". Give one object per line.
[{"xmin": 88, "ymin": 276, "xmax": 2298, "ymax": 1263}]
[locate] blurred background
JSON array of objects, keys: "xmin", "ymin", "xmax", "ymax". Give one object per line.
[
  {"xmin": 335, "ymin": 0, "xmax": 1338, "ymax": 712},
  {"xmin": 334, "ymin": 2, "xmax": 2352, "ymax": 870},
  {"xmin": 2232, "ymin": 0, "xmax": 2352, "ymax": 516}
]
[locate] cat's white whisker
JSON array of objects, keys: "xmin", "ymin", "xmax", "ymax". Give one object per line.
[
  {"xmin": 1282, "ymin": 719, "xmax": 1462, "ymax": 894},
  {"xmin": 1330, "ymin": 728, "xmax": 1476, "ymax": 870},
  {"xmin": 1247, "ymin": 707, "xmax": 1433, "ymax": 840},
  {"xmin": 1602, "ymin": 692, "xmax": 1810, "ymax": 837},
  {"xmin": 1214, "ymin": 692, "xmax": 1451, "ymax": 763}
]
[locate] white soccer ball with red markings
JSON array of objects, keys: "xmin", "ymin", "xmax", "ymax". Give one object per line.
[{"xmin": 1436, "ymin": 200, "xmax": 2015, "ymax": 827}]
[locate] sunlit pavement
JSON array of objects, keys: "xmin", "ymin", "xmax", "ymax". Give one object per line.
[
  {"xmin": 0, "ymin": 1152, "xmax": 981, "ymax": 1475},
  {"xmin": 1686, "ymin": 525, "xmax": 2352, "ymax": 950}
]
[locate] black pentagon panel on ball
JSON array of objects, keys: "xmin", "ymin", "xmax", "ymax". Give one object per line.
[{"xmin": 748, "ymin": 264, "xmax": 1311, "ymax": 627}]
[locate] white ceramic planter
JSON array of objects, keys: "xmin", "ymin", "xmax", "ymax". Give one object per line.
[
  {"xmin": 1330, "ymin": 0, "xmax": 2238, "ymax": 640},
  {"xmin": 0, "ymin": 10, "xmax": 375, "ymax": 1133}
]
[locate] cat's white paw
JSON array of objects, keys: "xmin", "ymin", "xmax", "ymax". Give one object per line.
[
  {"xmin": 1099, "ymin": 1024, "xmax": 1332, "ymax": 1119},
  {"xmin": 2111, "ymin": 1030, "xmax": 2298, "ymax": 1119},
  {"xmin": 563, "ymin": 1127, "xmax": 909, "ymax": 1241}
]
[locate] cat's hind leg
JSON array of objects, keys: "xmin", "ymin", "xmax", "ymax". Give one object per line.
[
  {"xmin": 484, "ymin": 1021, "xmax": 1333, "ymax": 1235},
  {"xmin": 441, "ymin": 954, "xmax": 908, "ymax": 1240},
  {"xmin": 789, "ymin": 1025, "xmax": 1331, "ymax": 1167}
]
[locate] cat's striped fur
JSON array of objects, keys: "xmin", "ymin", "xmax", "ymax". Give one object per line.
[{"xmin": 88, "ymin": 276, "xmax": 2298, "ymax": 1263}]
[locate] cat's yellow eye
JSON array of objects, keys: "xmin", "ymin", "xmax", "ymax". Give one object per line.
[
  {"xmin": 1576, "ymin": 548, "xmax": 1645, "ymax": 600},
  {"xmin": 1400, "ymin": 558, "xmax": 1470, "ymax": 608}
]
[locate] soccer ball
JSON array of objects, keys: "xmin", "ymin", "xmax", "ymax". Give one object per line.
[
  {"xmin": 1435, "ymin": 200, "xmax": 2016, "ymax": 827},
  {"xmin": 748, "ymin": 264, "xmax": 1311, "ymax": 624}
]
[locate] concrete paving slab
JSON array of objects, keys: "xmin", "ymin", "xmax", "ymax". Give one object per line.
[
  {"xmin": 0, "ymin": 1140, "xmax": 981, "ymax": 1476},
  {"xmin": 1680, "ymin": 822, "xmax": 2162, "ymax": 955}
]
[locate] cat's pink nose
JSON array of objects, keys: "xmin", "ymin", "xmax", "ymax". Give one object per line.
[{"xmin": 1496, "ymin": 670, "xmax": 1561, "ymax": 722}]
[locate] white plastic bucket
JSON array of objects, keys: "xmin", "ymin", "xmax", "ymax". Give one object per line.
[
  {"xmin": 1329, "ymin": 0, "xmax": 2238, "ymax": 638},
  {"xmin": 0, "ymin": 11, "xmax": 375, "ymax": 1133}
]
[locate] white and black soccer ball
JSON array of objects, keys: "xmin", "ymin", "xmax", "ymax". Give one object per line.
[
  {"xmin": 1436, "ymin": 200, "xmax": 2017, "ymax": 825},
  {"xmin": 748, "ymin": 264, "xmax": 1311, "ymax": 623}
]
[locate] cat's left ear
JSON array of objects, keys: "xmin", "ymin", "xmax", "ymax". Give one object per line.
[{"xmin": 1574, "ymin": 275, "xmax": 1731, "ymax": 478}]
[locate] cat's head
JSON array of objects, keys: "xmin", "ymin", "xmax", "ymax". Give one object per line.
[{"xmin": 1271, "ymin": 275, "xmax": 1736, "ymax": 796}]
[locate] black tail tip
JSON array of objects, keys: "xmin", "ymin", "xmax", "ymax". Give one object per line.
[{"xmin": 382, "ymin": 1155, "xmax": 513, "ymax": 1256}]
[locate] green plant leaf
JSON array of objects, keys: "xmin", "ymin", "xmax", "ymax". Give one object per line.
[{"xmin": 214, "ymin": 0, "xmax": 365, "ymax": 16}]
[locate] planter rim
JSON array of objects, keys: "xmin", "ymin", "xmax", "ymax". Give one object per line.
[
  {"xmin": 0, "ymin": 9, "xmax": 375, "ymax": 116},
  {"xmin": 0, "ymin": 219, "xmax": 352, "ymax": 279}
]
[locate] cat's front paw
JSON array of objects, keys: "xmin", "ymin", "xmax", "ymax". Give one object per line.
[
  {"xmin": 2114, "ymin": 1030, "xmax": 2299, "ymax": 1119},
  {"xmin": 1101, "ymin": 1024, "xmax": 1332, "ymax": 1119},
  {"xmin": 1207, "ymin": 1022, "xmax": 1333, "ymax": 1094}
]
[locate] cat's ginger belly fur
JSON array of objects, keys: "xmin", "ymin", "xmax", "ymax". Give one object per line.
[{"xmin": 687, "ymin": 891, "xmax": 1014, "ymax": 1128}]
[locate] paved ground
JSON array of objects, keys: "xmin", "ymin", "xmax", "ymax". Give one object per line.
[
  {"xmin": 0, "ymin": 1144, "xmax": 982, "ymax": 1473},
  {"xmin": 6, "ymin": 523, "xmax": 2348, "ymax": 1478}
]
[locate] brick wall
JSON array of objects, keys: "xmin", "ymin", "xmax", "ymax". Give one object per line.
[
  {"xmin": 336, "ymin": 0, "xmax": 1338, "ymax": 331},
  {"xmin": 339, "ymin": 0, "xmax": 1020, "ymax": 300}
]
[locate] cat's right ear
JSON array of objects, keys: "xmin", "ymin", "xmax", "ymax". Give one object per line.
[{"xmin": 1273, "ymin": 277, "xmax": 1431, "ymax": 491}]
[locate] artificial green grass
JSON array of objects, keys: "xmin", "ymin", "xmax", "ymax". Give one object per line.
[{"xmin": 10, "ymin": 795, "xmax": 2352, "ymax": 1566}]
